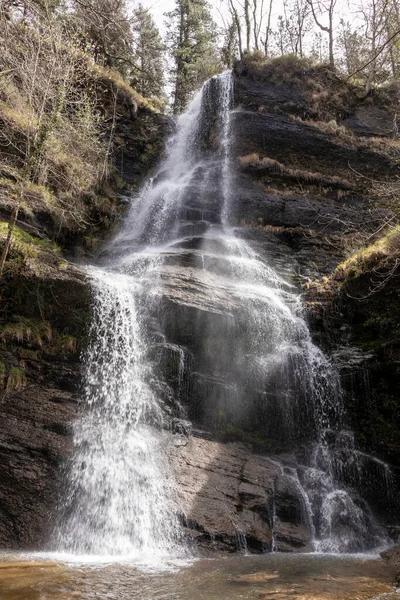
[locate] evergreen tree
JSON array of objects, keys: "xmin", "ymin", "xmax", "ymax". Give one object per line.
[
  {"xmin": 166, "ymin": 0, "xmax": 222, "ymax": 114},
  {"xmin": 132, "ymin": 4, "xmax": 165, "ymax": 98}
]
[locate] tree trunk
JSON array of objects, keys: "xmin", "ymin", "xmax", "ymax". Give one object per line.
[
  {"xmin": 264, "ymin": 0, "xmax": 273, "ymax": 57},
  {"xmin": 244, "ymin": 0, "xmax": 251, "ymax": 51},
  {"xmin": 0, "ymin": 203, "xmax": 19, "ymax": 278}
]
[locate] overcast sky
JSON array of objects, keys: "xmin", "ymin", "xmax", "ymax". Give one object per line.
[{"xmin": 139, "ymin": 0, "xmax": 357, "ymax": 34}]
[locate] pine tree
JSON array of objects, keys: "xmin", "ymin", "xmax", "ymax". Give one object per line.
[
  {"xmin": 166, "ymin": 0, "xmax": 222, "ymax": 114},
  {"xmin": 132, "ymin": 4, "xmax": 165, "ymax": 98}
]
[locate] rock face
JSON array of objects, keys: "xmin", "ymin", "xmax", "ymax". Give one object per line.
[
  {"xmin": 0, "ymin": 257, "xmax": 88, "ymax": 548},
  {"xmin": 168, "ymin": 436, "xmax": 312, "ymax": 553},
  {"xmin": 0, "ymin": 61, "xmax": 399, "ymax": 551},
  {"xmin": 381, "ymin": 545, "xmax": 400, "ymax": 565}
]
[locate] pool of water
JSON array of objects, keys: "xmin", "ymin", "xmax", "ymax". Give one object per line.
[{"xmin": 0, "ymin": 553, "xmax": 397, "ymax": 600}]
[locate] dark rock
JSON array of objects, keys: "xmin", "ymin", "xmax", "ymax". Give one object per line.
[
  {"xmin": 381, "ymin": 545, "xmax": 400, "ymax": 565},
  {"xmin": 343, "ymin": 105, "xmax": 396, "ymax": 137}
]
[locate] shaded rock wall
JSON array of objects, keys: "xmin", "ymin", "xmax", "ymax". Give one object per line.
[{"xmin": 0, "ymin": 259, "xmax": 88, "ymax": 547}]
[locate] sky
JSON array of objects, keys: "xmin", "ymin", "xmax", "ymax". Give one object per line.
[{"xmin": 139, "ymin": 0, "xmax": 356, "ymax": 33}]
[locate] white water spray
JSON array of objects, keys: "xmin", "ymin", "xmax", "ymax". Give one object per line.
[{"xmin": 56, "ymin": 71, "xmax": 390, "ymax": 558}]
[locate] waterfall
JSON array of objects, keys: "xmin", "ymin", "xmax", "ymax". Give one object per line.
[{"xmin": 57, "ymin": 71, "xmax": 390, "ymax": 557}]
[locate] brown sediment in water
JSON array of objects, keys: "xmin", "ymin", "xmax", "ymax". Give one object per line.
[{"xmin": 0, "ymin": 555, "xmax": 397, "ymax": 600}]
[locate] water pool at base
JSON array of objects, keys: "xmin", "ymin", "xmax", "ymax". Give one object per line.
[{"xmin": 0, "ymin": 553, "xmax": 397, "ymax": 600}]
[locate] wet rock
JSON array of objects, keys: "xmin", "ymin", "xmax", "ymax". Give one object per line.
[
  {"xmin": 168, "ymin": 436, "xmax": 312, "ymax": 553},
  {"xmin": 381, "ymin": 545, "xmax": 400, "ymax": 565},
  {"xmin": 273, "ymin": 522, "xmax": 313, "ymax": 552}
]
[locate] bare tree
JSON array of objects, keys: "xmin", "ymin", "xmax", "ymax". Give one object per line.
[
  {"xmin": 227, "ymin": 0, "xmax": 244, "ymax": 57},
  {"xmin": 244, "ymin": 0, "xmax": 251, "ymax": 50},
  {"xmin": 262, "ymin": 0, "xmax": 274, "ymax": 56},
  {"xmin": 0, "ymin": 0, "xmax": 107, "ymax": 274},
  {"xmin": 306, "ymin": 0, "xmax": 337, "ymax": 66}
]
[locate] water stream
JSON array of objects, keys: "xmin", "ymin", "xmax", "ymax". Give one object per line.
[{"xmin": 54, "ymin": 71, "xmax": 392, "ymax": 560}]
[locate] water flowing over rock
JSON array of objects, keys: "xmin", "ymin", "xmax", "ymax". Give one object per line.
[{"xmin": 55, "ymin": 71, "xmax": 392, "ymax": 556}]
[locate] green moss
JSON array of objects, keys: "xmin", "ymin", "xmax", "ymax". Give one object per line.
[
  {"xmin": 0, "ymin": 222, "xmax": 61, "ymax": 257},
  {"xmin": 335, "ymin": 229, "xmax": 400, "ymax": 280}
]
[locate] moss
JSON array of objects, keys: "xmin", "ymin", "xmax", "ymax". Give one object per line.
[
  {"xmin": 6, "ymin": 367, "xmax": 27, "ymax": 393},
  {"xmin": 335, "ymin": 228, "xmax": 400, "ymax": 281},
  {"xmin": 0, "ymin": 222, "xmax": 61, "ymax": 257}
]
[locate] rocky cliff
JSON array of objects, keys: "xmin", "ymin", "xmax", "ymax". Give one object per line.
[{"xmin": 0, "ymin": 56, "xmax": 399, "ymax": 551}]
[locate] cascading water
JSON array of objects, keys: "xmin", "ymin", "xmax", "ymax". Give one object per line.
[
  {"xmin": 56, "ymin": 270, "xmax": 180, "ymax": 557},
  {"xmin": 57, "ymin": 71, "xmax": 391, "ymax": 557}
]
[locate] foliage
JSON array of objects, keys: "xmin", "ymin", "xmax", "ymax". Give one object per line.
[
  {"xmin": 71, "ymin": 0, "xmax": 136, "ymax": 78},
  {"xmin": 131, "ymin": 4, "xmax": 166, "ymax": 99},
  {"xmin": 165, "ymin": 0, "xmax": 223, "ymax": 113}
]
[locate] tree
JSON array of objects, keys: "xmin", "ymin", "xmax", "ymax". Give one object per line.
[
  {"xmin": 166, "ymin": 0, "xmax": 222, "ymax": 114},
  {"xmin": 0, "ymin": 0, "xmax": 107, "ymax": 274},
  {"xmin": 284, "ymin": 0, "xmax": 313, "ymax": 57},
  {"xmin": 306, "ymin": 0, "xmax": 337, "ymax": 67},
  {"xmin": 337, "ymin": 20, "xmax": 369, "ymax": 76},
  {"xmin": 221, "ymin": 21, "xmax": 239, "ymax": 68},
  {"xmin": 227, "ymin": 0, "xmax": 244, "ymax": 58},
  {"xmin": 262, "ymin": 0, "xmax": 274, "ymax": 56},
  {"xmin": 357, "ymin": 0, "xmax": 400, "ymax": 87},
  {"xmin": 72, "ymin": 0, "xmax": 134, "ymax": 77},
  {"xmin": 132, "ymin": 4, "xmax": 165, "ymax": 98}
]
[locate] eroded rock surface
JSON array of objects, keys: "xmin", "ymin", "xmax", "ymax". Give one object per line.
[{"xmin": 168, "ymin": 436, "xmax": 313, "ymax": 553}]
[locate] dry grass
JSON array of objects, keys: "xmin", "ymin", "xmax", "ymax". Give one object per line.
[
  {"xmin": 0, "ymin": 317, "xmax": 52, "ymax": 348},
  {"xmin": 239, "ymin": 53, "xmax": 314, "ymax": 86},
  {"xmin": 291, "ymin": 115, "xmax": 356, "ymax": 143},
  {"xmin": 237, "ymin": 53, "xmax": 357, "ymax": 121},
  {"xmin": 90, "ymin": 64, "xmax": 159, "ymax": 113},
  {"xmin": 237, "ymin": 153, "xmax": 355, "ymax": 189}
]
